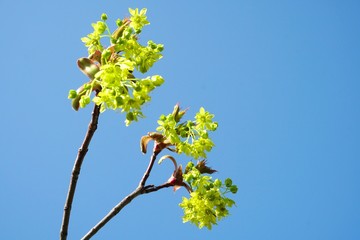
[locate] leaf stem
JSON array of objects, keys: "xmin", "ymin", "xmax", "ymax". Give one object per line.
[{"xmin": 60, "ymin": 104, "xmax": 101, "ymax": 240}]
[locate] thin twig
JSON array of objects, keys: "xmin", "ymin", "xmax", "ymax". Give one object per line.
[
  {"xmin": 143, "ymin": 182, "xmax": 172, "ymax": 193},
  {"xmin": 60, "ymin": 104, "xmax": 101, "ymax": 240},
  {"xmin": 81, "ymin": 148, "xmax": 171, "ymax": 240},
  {"xmin": 139, "ymin": 150, "xmax": 159, "ymax": 188}
]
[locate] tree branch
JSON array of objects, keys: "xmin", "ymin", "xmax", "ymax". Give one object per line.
[
  {"xmin": 139, "ymin": 150, "xmax": 159, "ymax": 188},
  {"xmin": 60, "ymin": 104, "xmax": 101, "ymax": 240},
  {"xmin": 81, "ymin": 148, "xmax": 171, "ymax": 240},
  {"xmin": 81, "ymin": 187, "xmax": 142, "ymax": 240},
  {"xmin": 143, "ymin": 182, "xmax": 172, "ymax": 193}
]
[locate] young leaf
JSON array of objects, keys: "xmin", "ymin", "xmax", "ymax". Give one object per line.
[{"xmin": 77, "ymin": 58, "xmax": 100, "ymax": 80}]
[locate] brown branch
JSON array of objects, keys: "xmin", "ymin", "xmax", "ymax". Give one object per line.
[
  {"xmin": 81, "ymin": 187, "xmax": 143, "ymax": 240},
  {"xmin": 143, "ymin": 182, "xmax": 172, "ymax": 193},
  {"xmin": 139, "ymin": 150, "xmax": 159, "ymax": 188},
  {"xmin": 81, "ymin": 148, "xmax": 171, "ymax": 240},
  {"xmin": 60, "ymin": 104, "xmax": 101, "ymax": 240}
]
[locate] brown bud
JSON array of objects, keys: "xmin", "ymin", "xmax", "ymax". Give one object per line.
[
  {"xmin": 158, "ymin": 155, "xmax": 192, "ymax": 193},
  {"xmin": 196, "ymin": 160, "xmax": 217, "ymax": 174},
  {"xmin": 77, "ymin": 58, "xmax": 100, "ymax": 80},
  {"xmin": 168, "ymin": 165, "xmax": 192, "ymax": 193},
  {"xmin": 89, "ymin": 50, "xmax": 102, "ymax": 64},
  {"xmin": 111, "ymin": 18, "xmax": 131, "ymax": 40},
  {"xmin": 171, "ymin": 104, "xmax": 188, "ymax": 123}
]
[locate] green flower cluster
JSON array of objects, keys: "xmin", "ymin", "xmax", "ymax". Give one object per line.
[
  {"xmin": 129, "ymin": 8, "xmax": 150, "ymax": 32},
  {"xmin": 143, "ymin": 105, "xmax": 237, "ymax": 229},
  {"xmin": 156, "ymin": 106, "xmax": 218, "ymax": 159},
  {"xmin": 80, "ymin": 20, "xmax": 106, "ymax": 55},
  {"xmin": 68, "ymin": 9, "xmax": 164, "ymax": 125},
  {"xmin": 179, "ymin": 162, "xmax": 237, "ymax": 229}
]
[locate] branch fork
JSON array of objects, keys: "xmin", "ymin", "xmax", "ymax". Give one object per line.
[{"xmin": 80, "ymin": 136, "xmax": 184, "ymax": 239}]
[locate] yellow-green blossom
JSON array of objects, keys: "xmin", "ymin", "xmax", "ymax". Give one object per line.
[
  {"xmin": 70, "ymin": 10, "xmax": 164, "ymax": 125},
  {"xmin": 129, "ymin": 8, "xmax": 150, "ymax": 31},
  {"xmin": 180, "ymin": 165, "xmax": 237, "ymax": 229}
]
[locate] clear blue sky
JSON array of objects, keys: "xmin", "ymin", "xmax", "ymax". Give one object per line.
[{"xmin": 1, "ymin": 0, "xmax": 359, "ymax": 239}]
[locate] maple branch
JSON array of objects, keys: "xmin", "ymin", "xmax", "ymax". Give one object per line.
[
  {"xmin": 60, "ymin": 104, "xmax": 101, "ymax": 240},
  {"xmin": 81, "ymin": 188, "xmax": 142, "ymax": 240},
  {"xmin": 81, "ymin": 149, "xmax": 171, "ymax": 240},
  {"xmin": 139, "ymin": 150, "xmax": 159, "ymax": 187},
  {"xmin": 143, "ymin": 182, "xmax": 172, "ymax": 193}
]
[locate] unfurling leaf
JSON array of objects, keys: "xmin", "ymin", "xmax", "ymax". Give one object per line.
[
  {"xmin": 77, "ymin": 58, "xmax": 100, "ymax": 80},
  {"xmin": 168, "ymin": 165, "xmax": 192, "ymax": 193},
  {"xmin": 140, "ymin": 135, "xmax": 152, "ymax": 154},
  {"xmin": 140, "ymin": 132, "xmax": 174, "ymax": 155},
  {"xmin": 171, "ymin": 103, "xmax": 187, "ymax": 123},
  {"xmin": 111, "ymin": 19, "xmax": 130, "ymax": 41},
  {"xmin": 158, "ymin": 155, "xmax": 192, "ymax": 193},
  {"xmin": 158, "ymin": 155, "xmax": 177, "ymax": 168}
]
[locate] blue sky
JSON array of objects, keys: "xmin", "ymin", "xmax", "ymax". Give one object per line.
[{"xmin": 1, "ymin": 0, "xmax": 359, "ymax": 239}]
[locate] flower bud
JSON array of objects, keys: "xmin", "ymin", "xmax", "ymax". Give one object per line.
[
  {"xmin": 157, "ymin": 44, "xmax": 164, "ymax": 52},
  {"xmin": 172, "ymin": 104, "xmax": 180, "ymax": 118},
  {"xmin": 126, "ymin": 112, "xmax": 134, "ymax": 121},
  {"xmin": 115, "ymin": 96, "xmax": 123, "ymax": 106},
  {"xmin": 230, "ymin": 185, "xmax": 238, "ymax": 194},
  {"xmin": 214, "ymin": 179, "xmax": 222, "ymax": 188},
  {"xmin": 79, "ymin": 95, "xmax": 90, "ymax": 108},
  {"xmin": 225, "ymin": 178, "xmax": 233, "ymax": 187},
  {"xmin": 68, "ymin": 89, "xmax": 77, "ymax": 99},
  {"xmin": 116, "ymin": 18, "xmax": 123, "ymax": 27},
  {"xmin": 101, "ymin": 13, "xmax": 108, "ymax": 21},
  {"xmin": 171, "ymin": 104, "xmax": 187, "ymax": 123}
]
